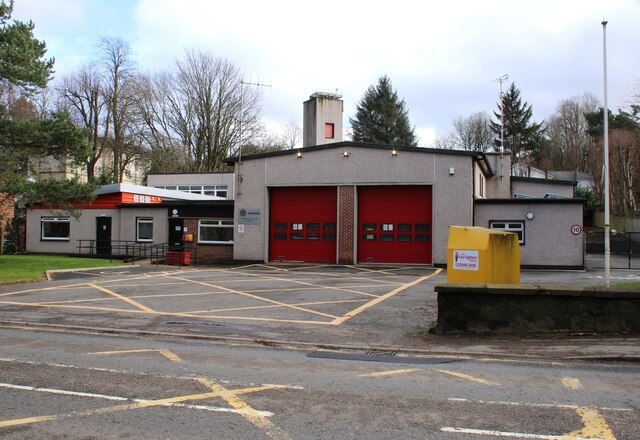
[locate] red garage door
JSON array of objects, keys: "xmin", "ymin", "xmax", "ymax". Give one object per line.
[
  {"xmin": 358, "ymin": 186, "xmax": 432, "ymax": 264},
  {"xmin": 269, "ymin": 187, "xmax": 337, "ymax": 263}
]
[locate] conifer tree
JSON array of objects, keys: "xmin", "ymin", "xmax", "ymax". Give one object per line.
[
  {"xmin": 490, "ymin": 82, "xmax": 545, "ymax": 167},
  {"xmin": 350, "ymin": 75, "xmax": 417, "ymax": 147}
]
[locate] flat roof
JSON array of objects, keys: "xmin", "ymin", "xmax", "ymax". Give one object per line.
[{"xmin": 95, "ymin": 183, "xmax": 226, "ymax": 201}]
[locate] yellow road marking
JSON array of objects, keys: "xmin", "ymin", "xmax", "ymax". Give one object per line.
[
  {"xmin": 0, "ymin": 384, "xmax": 287, "ymax": 429},
  {"xmin": 0, "ymin": 301, "xmax": 336, "ymax": 325},
  {"xmin": 91, "ymin": 349, "xmax": 183, "ymax": 363},
  {"xmin": 562, "ymin": 406, "xmax": 617, "ymax": 440},
  {"xmin": 164, "ymin": 275, "xmax": 339, "ymax": 319},
  {"xmin": 198, "ymin": 379, "xmax": 292, "ymax": 440},
  {"xmin": 186, "ymin": 298, "xmax": 368, "ymax": 315},
  {"xmin": 561, "ymin": 377, "xmax": 584, "ymax": 390},
  {"xmin": 359, "ymin": 368, "xmax": 421, "ymax": 378},
  {"xmin": 433, "ymin": 369, "xmax": 499, "ymax": 386},
  {"xmin": 330, "ymin": 269, "xmax": 441, "ymax": 325},
  {"xmin": 88, "ymin": 284, "xmax": 156, "ymax": 313}
]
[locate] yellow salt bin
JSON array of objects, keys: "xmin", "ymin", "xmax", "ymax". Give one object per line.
[{"xmin": 447, "ymin": 226, "xmax": 520, "ymax": 284}]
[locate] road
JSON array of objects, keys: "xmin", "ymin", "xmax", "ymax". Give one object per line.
[{"xmin": 0, "ymin": 327, "xmax": 638, "ymax": 439}]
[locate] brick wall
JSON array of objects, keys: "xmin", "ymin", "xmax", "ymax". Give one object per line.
[
  {"xmin": 0, "ymin": 195, "xmax": 15, "ymax": 254},
  {"xmin": 183, "ymin": 218, "xmax": 234, "ymax": 263},
  {"xmin": 338, "ymin": 186, "xmax": 355, "ymax": 264}
]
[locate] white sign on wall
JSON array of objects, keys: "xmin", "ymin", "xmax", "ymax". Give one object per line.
[{"xmin": 453, "ymin": 250, "xmax": 479, "ymax": 271}]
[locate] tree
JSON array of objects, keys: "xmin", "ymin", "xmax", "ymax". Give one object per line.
[
  {"xmin": 349, "ymin": 75, "xmax": 417, "ymax": 147},
  {"xmin": 58, "ymin": 64, "xmax": 109, "ymax": 181},
  {"xmin": 437, "ymin": 112, "xmax": 493, "ymax": 152},
  {"xmin": 98, "ymin": 37, "xmax": 144, "ymax": 182},
  {"xmin": 585, "ymin": 108, "xmax": 640, "ymax": 216},
  {"xmin": 0, "ymin": 1, "xmax": 94, "ymax": 213},
  {"xmin": 133, "ymin": 50, "xmax": 262, "ymax": 173},
  {"xmin": 491, "ymin": 83, "xmax": 546, "ymax": 171},
  {"xmin": 544, "ymin": 93, "xmax": 599, "ymax": 172},
  {"xmin": 0, "ymin": 0, "xmax": 53, "ymax": 93}
]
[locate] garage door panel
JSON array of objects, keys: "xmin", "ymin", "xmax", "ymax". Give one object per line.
[
  {"xmin": 269, "ymin": 187, "xmax": 337, "ymax": 263},
  {"xmin": 358, "ymin": 186, "xmax": 432, "ymax": 264}
]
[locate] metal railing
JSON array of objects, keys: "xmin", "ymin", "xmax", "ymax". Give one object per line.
[
  {"xmin": 585, "ymin": 231, "xmax": 640, "ymax": 269},
  {"xmin": 76, "ymin": 240, "xmax": 159, "ymax": 263}
]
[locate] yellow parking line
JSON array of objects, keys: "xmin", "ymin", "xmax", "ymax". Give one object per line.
[
  {"xmin": 89, "ymin": 284, "xmax": 156, "ymax": 313},
  {"xmin": 359, "ymin": 368, "xmax": 421, "ymax": 378},
  {"xmin": 186, "ymin": 299, "xmax": 368, "ymax": 315},
  {"xmin": 0, "ymin": 383, "xmax": 288, "ymax": 429},
  {"xmin": 561, "ymin": 376, "xmax": 584, "ymax": 390},
  {"xmin": 164, "ymin": 275, "xmax": 339, "ymax": 320},
  {"xmin": 433, "ymin": 369, "xmax": 499, "ymax": 386},
  {"xmin": 197, "ymin": 379, "xmax": 292, "ymax": 440},
  {"xmin": 0, "ymin": 300, "xmax": 336, "ymax": 325},
  {"xmin": 91, "ymin": 349, "xmax": 183, "ymax": 363},
  {"xmin": 330, "ymin": 269, "xmax": 441, "ymax": 325}
]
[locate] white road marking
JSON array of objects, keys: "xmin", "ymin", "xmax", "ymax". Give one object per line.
[
  {"xmin": 448, "ymin": 397, "xmax": 633, "ymax": 412},
  {"xmin": 440, "ymin": 427, "xmax": 581, "ymax": 439},
  {"xmin": 0, "ymin": 382, "xmax": 273, "ymax": 417}
]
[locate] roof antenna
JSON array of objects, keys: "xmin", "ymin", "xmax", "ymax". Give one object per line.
[{"xmin": 493, "ymin": 74, "xmax": 509, "ymax": 180}]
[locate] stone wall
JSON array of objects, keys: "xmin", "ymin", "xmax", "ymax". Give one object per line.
[{"xmin": 436, "ymin": 283, "xmax": 640, "ymax": 334}]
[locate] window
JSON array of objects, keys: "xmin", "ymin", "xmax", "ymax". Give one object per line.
[
  {"xmin": 323, "ymin": 223, "xmax": 336, "ymax": 231},
  {"xmin": 307, "ymin": 223, "xmax": 320, "ymax": 231},
  {"xmin": 380, "ymin": 234, "xmax": 394, "ymax": 242},
  {"xmin": 381, "ymin": 224, "xmax": 394, "ymax": 231},
  {"xmin": 363, "ymin": 223, "xmax": 376, "ymax": 231},
  {"xmin": 291, "ymin": 223, "xmax": 303, "ymax": 231},
  {"xmin": 136, "ymin": 217, "xmax": 153, "ymax": 242},
  {"xmin": 41, "ymin": 217, "xmax": 70, "ymax": 240},
  {"xmin": 398, "ymin": 224, "xmax": 412, "ymax": 232},
  {"xmin": 325, "ymin": 123, "xmax": 335, "ymax": 139},
  {"xmin": 490, "ymin": 221, "xmax": 525, "ymax": 244},
  {"xmin": 416, "ymin": 224, "xmax": 430, "ymax": 232},
  {"xmin": 199, "ymin": 219, "xmax": 233, "ymax": 244},
  {"xmin": 274, "ymin": 223, "xmax": 287, "ymax": 231}
]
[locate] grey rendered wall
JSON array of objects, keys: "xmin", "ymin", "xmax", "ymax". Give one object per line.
[
  {"xmin": 511, "ymin": 180, "xmax": 574, "ymax": 198},
  {"xmin": 26, "ymin": 209, "xmax": 120, "ymax": 254},
  {"xmin": 483, "ymin": 153, "xmax": 511, "ymax": 198},
  {"xmin": 233, "ymin": 147, "xmax": 474, "ymax": 264},
  {"xmin": 119, "ymin": 208, "xmax": 168, "ymax": 245},
  {"xmin": 474, "ymin": 202, "xmax": 583, "ymax": 267}
]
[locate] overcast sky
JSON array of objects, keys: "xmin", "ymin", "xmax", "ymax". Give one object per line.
[{"xmin": 13, "ymin": 0, "xmax": 640, "ymax": 147}]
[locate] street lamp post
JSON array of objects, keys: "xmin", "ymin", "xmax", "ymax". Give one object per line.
[{"xmin": 602, "ymin": 20, "xmax": 611, "ymax": 286}]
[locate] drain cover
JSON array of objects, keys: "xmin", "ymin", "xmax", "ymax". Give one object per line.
[{"xmin": 308, "ymin": 351, "xmax": 458, "ymax": 365}]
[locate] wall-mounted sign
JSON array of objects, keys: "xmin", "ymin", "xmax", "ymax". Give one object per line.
[
  {"xmin": 238, "ymin": 224, "xmax": 245, "ymax": 234},
  {"xmin": 238, "ymin": 208, "xmax": 261, "ymax": 225},
  {"xmin": 571, "ymin": 225, "xmax": 582, "ymax": 235},
  {"xmin": 121, "ymin": 193, "xmax": 162, "ymax": 204},
  {"xmin": 453, "ymin": 250, "xmax": 479, "ymax": 271}
]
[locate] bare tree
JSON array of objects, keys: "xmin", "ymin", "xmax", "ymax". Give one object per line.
[
  {"xmin": 437, "ymin": 112, "xmax": 493, "ymax": 152},
  {"xmin": 58, "ymin": 64, "xmax": 109, "ymax": 181},
  {"xmin": 98, "ymin": 37, "xmax": 140, "ymax": 182},
  {"xmin": 546, "ymin": 93, "xmax": 599, "ymax": 172},
  {"xmin": 280, "ymin": 120, "xmax": 302, "ymax": 149},
  {"xmin": 134, "ymin": 50, "xmax": 262, "ymax": 173}
]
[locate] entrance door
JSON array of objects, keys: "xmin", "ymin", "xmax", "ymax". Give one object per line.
[
  {"xmin": 168, "ymin": 218, "xmax": 184, "ymax": 251},
  {"xmin": 357, "ymin": 186, "xmax": 433, "ymax": 264},
  {"xmin": 96, "ymin": 217, "xmax": 112, "ymax": 256},
  {"xmin": 269, "ymin": 187, "xmax": 337, "ymax": 263}
]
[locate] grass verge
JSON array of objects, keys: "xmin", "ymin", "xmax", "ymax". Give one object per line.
[
  {"xmin": 611, "ymin": 282, "xmax": 640, "ymax": 289},
  {"xmin": 0, "ymin": 255, "xmax": 126, "ymax": 284}
]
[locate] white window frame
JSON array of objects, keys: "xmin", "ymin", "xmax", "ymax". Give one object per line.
[
  {"xmin": 136, "ymin": 217, "xmax": 154, "ymax": 242},
  {"xmin": 489, "ymin": 221, "xmax": 525, "ymax": 245},
  {"xmin": 41, "ymin": 217, "xmax": 70, "ymax": 241},
  {"xmin": 198, "ymin": 219, "xmax": 234, "ymax": 244}
]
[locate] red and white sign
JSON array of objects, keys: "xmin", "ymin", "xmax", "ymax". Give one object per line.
[
  {"xmin": 453, "ymin": 250, "xmax": 479, "ymax": 271},
  {"xmin": 570, "ymin": 224, "xmax": 583, "ymax": 236},
  {"xmin": 121, "ymin": 193, "xmax": 162, "ymax": 204}
]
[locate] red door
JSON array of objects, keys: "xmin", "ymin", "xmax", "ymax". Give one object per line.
[
  {"xmin": 269, "ymin": 187, "xmax": 337, "ymax": 263},
  {"xmin": 357, "ymin": 186, "xmax": 433, "ymax": 264}
]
